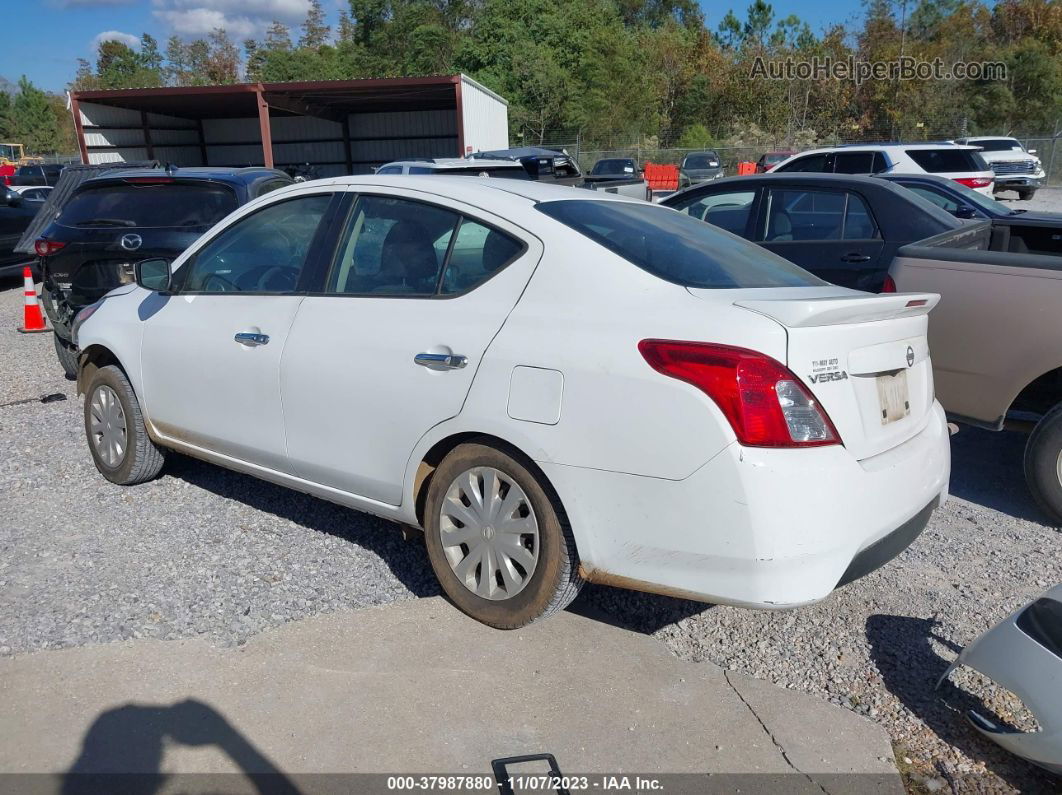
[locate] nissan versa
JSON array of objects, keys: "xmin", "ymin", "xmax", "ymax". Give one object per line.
[{"xmin": 73, "ymin": 177, "xmax": 951, "ymax": 628}]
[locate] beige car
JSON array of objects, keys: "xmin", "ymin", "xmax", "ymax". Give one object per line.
[{"xmin": 889, "ymin": 220, "xmax": 1062, "ymax": 522}]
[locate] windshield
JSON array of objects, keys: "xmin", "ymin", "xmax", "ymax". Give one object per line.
[
  {"xmin": 58, "ymin": 182, "xmax": 238, "ymax": 229},
  {"xmin": 764, "ymin": 152, "xmax": 791, "ymax": 164},
  {"xmin": 972, "ymin": 139, "xmax": 1023, "ymax": 152},
  {"xmin": 590, "ymin": 159, "xmax": 635, "ymax": 176},
  {"xmin": 537, "ymin": 199, "xmax": 825, "ymax": 289},
  {"xmin": 946, "ymin": 180, "xmax": 1015, "ymax": 213},
  {"xmin": 683, "ymin": 153, "xmax": 720, "ymax": 169}
]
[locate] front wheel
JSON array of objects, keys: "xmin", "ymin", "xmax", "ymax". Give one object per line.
[
  {"xmin": 423, "ymin": 442, "xmax": 583, "ymax": 628},
  {"xmin": 1024, "ymin": 403, "xmax": 1062, "ymax": 525},
  {"xmin": 1016, "ymin": 189, "xmax": 1035, "ymax": 201},
  {"xmin": 84, "ymin": 365, "xmax": 165, "ymax": 485}
]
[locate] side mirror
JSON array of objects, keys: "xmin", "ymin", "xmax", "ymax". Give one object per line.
[
  {"xmin": 954, "ymin": 206, "xmax": 977, "ymax": 219},
  {"xmin": 5, "ymin": 190, "xmax": 22, "ymax": 207},
  {"xmin": 135, "ymin": 258, "xmax": 173, "ymax": 292}
]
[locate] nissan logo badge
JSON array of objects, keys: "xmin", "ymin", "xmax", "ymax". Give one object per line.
[
  {"xmin": 906, "ymin": 346, "xmax": 915, "ymax": 367},
  {"xmin": 120, "ymin": 233, "xmax": 143, "ymax": 251}
]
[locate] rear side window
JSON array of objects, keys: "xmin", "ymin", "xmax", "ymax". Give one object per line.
[
  {"xmin": 776, "ymin": 153, "xmax": 829, "ymax": 172},
  {"xmin": 763, "ymin": 189, "xmax": 879, "ymax": 241},
  {"xmin": 834, "ymin": 152, "xmax": 877, "ymax": 174},
  {"xmin": 537, "ymin": 199, "xmax": 824, "ymax": 289},
  {"xmin": 905, "ymin": 149, "xmax": 985, "ymax": 173},
  {"xmin": 440, "ymin": 219, "xmax": 524, "ymax": 294},
  {"xmin": 59, "ymin": 182, "xmax": 238, "ymax": 229},
  {"xmin": 670, "ymin": 190, "xmax": 755, "ymax": 236}
]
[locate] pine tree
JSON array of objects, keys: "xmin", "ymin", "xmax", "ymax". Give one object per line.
[
  {"xmin": 165, "ymin": 35, "xmax": 188, "ymax": 85},
  {"xmin": 140, "ymin": 34, "xmax": 163, "ymax": 73},
  {"xmin": 264, "ymin": 20, "xmax": 293, "ymax": 51},
  {"xmin": 300, "ymin": 0, "xmax": 331, "ymax": 48},
  {"xmin": 9, "ymin": 77, "xmax": 63, "ymax": 154},
  {"xmin": 205, "ymin": 28, "xmax": 240, "ymax": 84},
  {"xmin": 337, "ymin": 11, "xmax": 356, "ymax": 43}
]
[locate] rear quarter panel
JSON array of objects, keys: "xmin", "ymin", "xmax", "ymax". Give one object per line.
[{"xmin": 890, "ymin": 249, "xmax": 1062, "ymax": 424}]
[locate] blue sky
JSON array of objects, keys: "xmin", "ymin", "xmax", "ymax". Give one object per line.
[{"xmin": 4, "ymin": 0, "xmax": 869, "ymax": 94}]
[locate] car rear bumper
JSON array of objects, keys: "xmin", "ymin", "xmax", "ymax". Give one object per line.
[{"xmin": 544, "ymin": 400, "xmax": 950, "ymax": 608}]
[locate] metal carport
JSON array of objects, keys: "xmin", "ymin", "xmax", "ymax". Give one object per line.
[{"xmin": 70, "ymin": 75, "xmax": 509, "ymax": 177}]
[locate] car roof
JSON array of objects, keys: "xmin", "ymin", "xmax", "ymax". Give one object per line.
[
  {"xmin": 961, "ymin": 136, "xmax": 1018, "ymax": 141},
  {"xmin": 800, "ymin": 143, "xmax": 979, "ymax": 154},
  {"xmin": 81, "ymin": 166, "xmax": 288, "ymax": 186},
  {"xmin": 324, "ymin": 174, "xmax": 642, "ymax": 206},
  {"xmin": 389, "ymin": 159, "xmax": 524, "ymax": 169}
]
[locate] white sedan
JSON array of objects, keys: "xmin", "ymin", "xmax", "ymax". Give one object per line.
[{"xmin": 73, "ymin": 176, "xmax": 951, "ymax": 628}]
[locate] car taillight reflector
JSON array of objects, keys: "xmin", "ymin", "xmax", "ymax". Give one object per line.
[
  {"xmin": 638, "ymin": 340, "xmax": 840, "ymax": 448},
  {"xmin": 34, "ymin": 239, "xmax": 66, "ymax": 256},
  {"xmin": 953, "ymin": 177, "xmax": 992, "ymax": 188},
  {"xmin": 881, "ymin": 275, "xmax": 897, "ymax": 293}
]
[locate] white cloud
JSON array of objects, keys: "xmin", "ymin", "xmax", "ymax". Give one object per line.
[
  {"xmin": 152, "ymin": 0, "xmax": 310, "ymax": 40},
  {"xmin": 93, "ymin": 30, "xmax": 141, "ymax": 49}
]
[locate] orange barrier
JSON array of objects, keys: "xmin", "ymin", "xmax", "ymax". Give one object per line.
[
  {"xmin": 736, "ymin": 161, "xmax": 756, "ymax": 176},
  {"xmin": 17, "ymin": 266, "xmax": 49, "ymax": 333},
  {"xmin": 644, "ymin": 162, "xmax": 680, "ymax": 192}
]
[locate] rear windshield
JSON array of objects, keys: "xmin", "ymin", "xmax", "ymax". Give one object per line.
[
  {"xmin": 58, "ymin": 182, "xmax": 238, "ymax": 229},
  {"xmin": 438, "ymin": 166, "xmax": 531, "ymax": 180},
  {"xmin": 905, "ymin": 149, "xmax": 987, "ymax": 173},
  {"xmin": 683, "ymin": 153, "xmax": 720, "ymax": 169},
  {"xmin": 971, "ymin": 139, "xmax": 1022, "ymax": 152},
  {"xmin": 591, "ymin": 159, "xmax": 635, "ymax": 175},
  {"xmin": 537, "ymin": 199, "xmax": 825, "ymax": 289}
]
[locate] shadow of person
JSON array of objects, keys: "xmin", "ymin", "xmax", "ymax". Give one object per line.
[
  {"xmin": 63, "ymin": 699, "xmax": 300, "ymax": 795},
  {"xmin": 865, "ymin": 614, "xmax": 1056, "ymax": 791}
]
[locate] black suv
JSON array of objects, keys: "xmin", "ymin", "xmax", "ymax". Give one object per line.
[
  {"xmin": 36, "ymin": 166, "xmax": 293, "ymax": 376},
  {"xmin": 13, "ymin": 163, "xmax": 65, "ymax": 186}
]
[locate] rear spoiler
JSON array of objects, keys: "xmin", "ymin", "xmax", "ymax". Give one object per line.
[{"xmin": 735, "ymin": 293, "xmax": 939, "ymax": 328}]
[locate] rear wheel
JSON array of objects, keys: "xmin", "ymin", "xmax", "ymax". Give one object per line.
[
  {"xmin": 423, "ymin": 442, "xmax": 583, "ymax": 628},
  {"xmin": 84, "ymin": 365, "xmax": 165, "ymax": 485},
  {"xmin": 1024, "ymin": 403, "xmax": 1062, "ymax": 525},
  {"xmin": 53, "ymin": 334, "xmax": 78, "ymax": 380}
]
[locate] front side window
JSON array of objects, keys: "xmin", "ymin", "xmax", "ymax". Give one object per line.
[
  {"xmin": 537, "ymin": 199, "xmax": 823, "ymax": 289},
  {"xmin": 180, "ymin": 193, "xmax": 331, "ymax": 293},
  {"xmin": 670, "ymin": 190, "xmax": 755, "ymax": 236}
]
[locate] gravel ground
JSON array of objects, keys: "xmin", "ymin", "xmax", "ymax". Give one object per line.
[{"xmin": 2, "ymin": 191, "xmax": 1061, "ymax": 794}]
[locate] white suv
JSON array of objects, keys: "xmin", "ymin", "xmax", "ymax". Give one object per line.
[
  {"xmin": 956, "ymin": 137, "xmax": 1045, "ymax": 200},
  {"xmin": 774, "ymin": 144, "xmax": 996, "ymax": 197}
]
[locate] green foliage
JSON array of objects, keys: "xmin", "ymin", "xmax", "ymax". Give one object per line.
[{"xmin": 8, "ymin": 77, "xmax": 65, "ymax": 154}]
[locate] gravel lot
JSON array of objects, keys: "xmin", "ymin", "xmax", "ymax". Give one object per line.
[{"xmin": 2, "ymin": 191, "xmax": 1060, "ymax": 793}]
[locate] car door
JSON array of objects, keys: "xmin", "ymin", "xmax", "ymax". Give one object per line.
[
  {"xmin": 139, "ymin": 189, "xmax": 337, "ymax": 470},
  {"xmin": 280, "ymin": 188, "xmax": 542, "ymax": 505},
  {"xmin": 757, "ymin": 186, "xmax": 886, "ymax": 290}
]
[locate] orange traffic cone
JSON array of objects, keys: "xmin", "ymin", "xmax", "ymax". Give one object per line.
[{"xmin": 17, "ymin": 266, "xmax": 50, "ymax": 334}]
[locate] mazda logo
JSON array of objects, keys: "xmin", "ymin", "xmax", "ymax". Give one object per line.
[
  {"xmin": 120, "ymin": 233, "xmax": 142, "ymax": 251},
  {"xmin": 906, "ymin": 346, "xmax": 915, "ymax": 367}
]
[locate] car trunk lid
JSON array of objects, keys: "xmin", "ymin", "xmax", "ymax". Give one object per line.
[{"xmin": 691, "ymin": 287, "xmax": 940, "ymax": 460}]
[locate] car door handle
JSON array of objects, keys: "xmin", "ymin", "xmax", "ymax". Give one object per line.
[
  {"xmin": 234, "ymin": 332, "xmax": 270, "ymax": 346},
  {"xmin": 840, "ymin": 252, "xmax": 872, "ymax": 263},
  {"xmin": 414, "ymin": 352, "xmax": 468, "ymax": 369}
]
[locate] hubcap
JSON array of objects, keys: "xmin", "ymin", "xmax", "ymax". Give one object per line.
[
  {"xmin": 439, "ymin": 466, "xmax": 539, "ymax": 601},
  {"xmin": 88, "ymin": 385, "xmax": 127, "ymax": 468}
]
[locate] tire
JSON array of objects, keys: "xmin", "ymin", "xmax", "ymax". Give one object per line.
[
  {"xmin": 84, "ymin": 364, "xmax": 165, "ymax": 485},
  {"xmin": 423, "ymin": 442, "xmax": 583, "ymax": 629},
  {"xmin": 1024, "ymin": 403, "xmax": 1062, "ymax": 525},
  {"xmin": 53, "ymin": 334, "xmax": 78, "ymax": 380},
  {"xmin": 1017, "ymin": 189, "xmax": 1035, "ymax": 201}
]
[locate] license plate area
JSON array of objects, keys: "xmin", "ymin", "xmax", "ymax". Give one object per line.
[{"xmin": 876, "ymin": 370, "xmax": 910, "ymax": 425}]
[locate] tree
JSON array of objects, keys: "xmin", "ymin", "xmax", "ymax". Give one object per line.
[
  {"xmin": 140, "ymin": 34, "xmax": 163, "ymax": 72},
  {"xmin": 8, "ymin": 77, "xmax": 64, "ymax": 154},
  {"xmin": 265, "ymin": 20, "xmax": 293, "ymax": 51},
  {"xmin": 165, "ymin": 36, "xmax": 189, "ymax": 85},
  {"xmin": 350, "ymin": 0, "xmax": 392, "ymax": 46},
  {"xmin": 300, "ymin": 0, "xmax": 332, "ymax": 48},
  {"xmin": 205, "ymin": 28, "xmax": 239, "ymax": 84}
]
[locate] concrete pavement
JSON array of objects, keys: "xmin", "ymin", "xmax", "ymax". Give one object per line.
[{"xmin": 0, "ymin": 597, "xmax": 902, "ymax": 793}]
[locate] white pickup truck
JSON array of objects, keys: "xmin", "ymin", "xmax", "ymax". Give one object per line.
[{"xmin": 957, "ymin": 137, "xmax": 1046, "ymax": 200}]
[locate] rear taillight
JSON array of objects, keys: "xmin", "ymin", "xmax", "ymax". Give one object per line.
[
  {"xmin": 639, "ymin": 340, "xmax": 840, "ymax": 448},
  {"xmin": 881, "ymin": 274, "xmax": 897, "ymax": 293},
  {"xmin": 34, "ymin": 239, "xmax": 66, "ymax": 256},
  {"xmin": 953, "ymin": 177, "xmax": 992, "ymax": 189}
]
